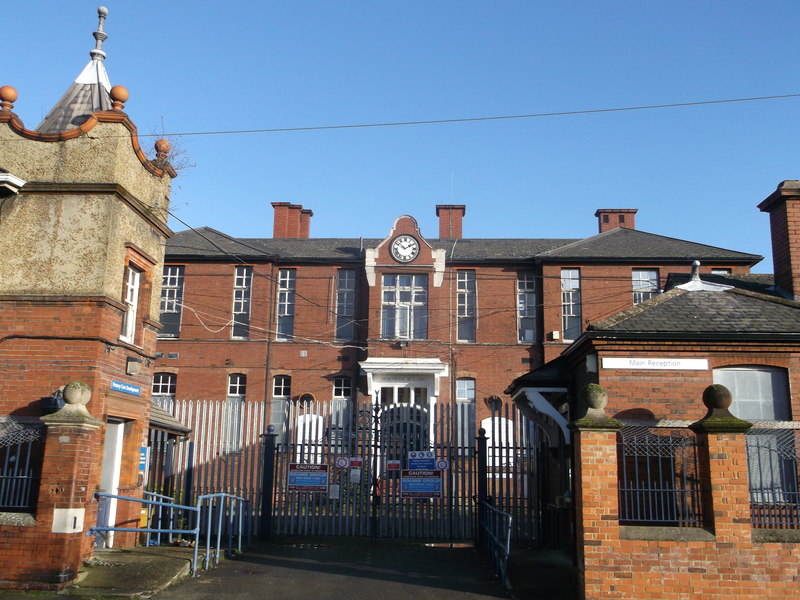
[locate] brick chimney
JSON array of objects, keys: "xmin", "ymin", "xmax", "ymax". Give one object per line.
[
  {"xmin": 758, "ymin": 180, "xmax": 800, "ymax": 300},
  {"xmin": 272, "ymin": 202, "xmax": 291, "ymax": 238},
  {"xmin": 272, "ymin": 203, "xmax": 312, "ymax": 238},
  {"xmin": 595, "ymin": 208, "xmax": 637, "ymax": 233},
  {"xmin": 299, "ymin": 208, "xmax": 314, "ymax": 238},
  {"xmin": 436, "ymin": 205, "xmax": 466, "ymax": 239}
]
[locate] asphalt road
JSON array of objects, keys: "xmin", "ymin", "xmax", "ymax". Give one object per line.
[{"xmin": 153, "ymin": 539, "xmax": 511, "ymax": 600}]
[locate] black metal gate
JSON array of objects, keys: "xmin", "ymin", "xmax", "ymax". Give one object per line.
[{"xmin": 146, "ymin": 397, "xmax": 556, "ymax": 546}]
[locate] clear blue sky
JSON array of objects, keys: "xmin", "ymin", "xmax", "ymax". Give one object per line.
[{"xmin": 5, "ymin": 1, "xmax": 800, "ymax": 273}]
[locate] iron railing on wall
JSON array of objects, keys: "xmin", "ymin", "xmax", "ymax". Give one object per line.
[
  {"xmin": 746, "ymin": 427, "xmax": 800, "ymax": 529},
  {"xmin": 617, "ymin": 425, "xmax": 704, "ymax": 527},
  {"xmin": 0, "ymin": 419, "xmax": 44, "ymax": 512}
]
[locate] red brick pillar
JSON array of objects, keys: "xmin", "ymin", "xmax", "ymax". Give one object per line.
[
  {"xmin": 36, "ymin": 382, "xmax": 103, "ymax": 586},
  {"xmin": 690, "ymin": 384, "xmax": 753, "ymax": 542},
  {"xmin": 570, "ymin": 384, "xmax": 623, "ymax": 600}
]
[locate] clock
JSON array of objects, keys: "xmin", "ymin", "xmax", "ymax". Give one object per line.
[{"xmin": 390, "ymin": 235, "xmax": 420, "ymax": 263}]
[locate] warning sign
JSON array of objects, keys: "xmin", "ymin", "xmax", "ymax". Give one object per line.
[
  {"xmin": 288, "ymin": 464, "xmax": 329, "ymax": 492},
  {"xmin": 400, "ymin": 469, "xmax": 443, "ymax": 498}
]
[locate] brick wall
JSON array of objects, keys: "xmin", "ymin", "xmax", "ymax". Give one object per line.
[{"xmin": 573, "ymin": 421, "xmax": 800, "ymax": 600}]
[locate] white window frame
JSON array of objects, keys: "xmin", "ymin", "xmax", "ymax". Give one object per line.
[
  {"xmin": 159, "ymin": 265, "xmax": 184, "ymax": 339},
  {"xmin": 561, "ymin": 268, "xmax": 582, "ymax": 341},
  {"xmin": 232, "ymin": 266, "xmax": 253, "ymax": 339},
  {"xmin": 223, "ymin": 373, "xmax": 247, "ymax": 454},
  {"xmin": 152, "ymin": 372, "xmax": 176, "ymax": 413},
  {"xmin": 456, "ymin": 378, "xmax": 476, "ymax": 455},
  {"xmin": 120, "ymin": 264, "xmax": 142, "ymax": 344},
  {"xmin": 632, "ymin": 269, "xmax": 659, "ymax": 304},
  {"xmin": 381, "ymin": 274, "xmax": 428, "ymax": 340},
  {"xmin": 457, "ymin": 270, "xmax": 476, "ymax": 342},
  {"xmin": 517, "ymin": 271, "xmax": 536, "ymax": 343},
  {"xmin": 271, "ymin": 375, "xmax": 292, "ymax": 444},
  {"xmin": 335, "ymin": 270, "xmax": 356, "ymax": 341},
  {"xmin": 276, "ymin": 269, "xmax": 296, "ymax": 340}
]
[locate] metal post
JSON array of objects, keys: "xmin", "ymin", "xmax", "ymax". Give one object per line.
[
  {"xmin": 260, "ymin": 426, "xmax": 277, "ymax": 539},
  {"xmin": 477, "ymin": 427, "xmax": 488, "ymax": 545}
]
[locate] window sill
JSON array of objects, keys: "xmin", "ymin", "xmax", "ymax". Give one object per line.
[
  {"xmin": 752, "ymin": 528, "xmax": 800, "ymax": 543},
  {"xmin": 0, "ymin": 512, "xmax": 36, "ymax": 527},
  {"xmin": 620, "ymin": 525, "xmax": 714, "ymax": 542}
]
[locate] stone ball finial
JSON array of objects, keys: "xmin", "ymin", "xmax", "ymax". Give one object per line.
[
  {"xmin": 702, "ymin": 384, "xmax": 732, "ymax": 411},
  {"xmin": 98, "ymin": 6, "xmax": 109, "ymax": 18},
  {"xmin": 63, "ymin": 381, "xmax": 92, "ymax": 406},
  {"xmin": 0, "ymin": 85, "xmax": 18, "ymax": 111},
  {"xmin": 110, "ymin": 85, "xmax": 128, "ymax": 111},
  {"xmin": 155, "ymin": 138, "xmax": 171, "ymax": 160}
]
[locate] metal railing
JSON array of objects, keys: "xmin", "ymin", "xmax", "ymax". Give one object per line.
[
  {"xmin": 89, "ymin": 492, "xmax": 251, "ymax": 575},
  {"xmin": 480, "ymin": 501, "xmax": 512, "ymax": 586},
  {"xmin": 746, "ymin": 428, "xmax": 800, "ymax": 528},
  {"xmin": 617, "ymin": 426, "xmax": 704, "ymax": 527},
  {"xmin": 143, "ymin": 491, "xmax": 177, "ymax": 546}
]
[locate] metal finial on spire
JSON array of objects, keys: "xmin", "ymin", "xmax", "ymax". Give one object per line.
[
  {"xmin": 691, "ymin": 260, "xmax": 701, "ymax": 281},
  {"xmin": 90, "ymin": 6, "xmax": 109, "ymax": 61}
]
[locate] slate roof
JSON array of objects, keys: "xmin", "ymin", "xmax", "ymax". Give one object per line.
[
  {"xmin": 538, "ymin": 227, "xmax": 760, "ymax": 263},
  {"xmin": 587, "ymin": 288, "xmax": 800, "ymax": 336},
  {"xmin": 166, "ymin": 226, "xmax": 762, "ymax": 265}
]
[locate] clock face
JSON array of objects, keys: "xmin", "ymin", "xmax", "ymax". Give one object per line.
[{"xmin": 390, "ymin": 235, "xmax": 420, "ymax": 262}]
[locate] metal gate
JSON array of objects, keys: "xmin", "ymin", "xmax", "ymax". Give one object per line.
[
  {"xmin": 268, "ymin": 397, "xmax": 543, "ymax": 541},
  {"xmin": 146, "ymin": 397, "xmax": 552, "ymax": 545}
]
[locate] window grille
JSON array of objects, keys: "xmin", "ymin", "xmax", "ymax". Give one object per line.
[
  {"xmin": 617, "ymin": 426, "xmax": 704, "ymax": 526},
  {"xmin": 0, "ymin": 419, "xmax": 44, "ymax": 512},
  {"xmin": 746, "ymin": 428, "xmax": 800, "ymax": 528}
]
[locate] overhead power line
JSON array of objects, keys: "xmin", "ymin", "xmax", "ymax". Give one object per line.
[{"xmin": 139, "ymin": 93, "xmax": 800, "ymax": 139}]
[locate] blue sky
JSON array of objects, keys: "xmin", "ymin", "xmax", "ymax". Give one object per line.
[{"xmin": 5, "ymin": 1, "xmax": 800, "ymax": 272}]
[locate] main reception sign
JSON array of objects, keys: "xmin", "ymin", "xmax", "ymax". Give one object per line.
[{"xmin": 602, "ymin": 357, "xmax": 708, "ymax": 371}]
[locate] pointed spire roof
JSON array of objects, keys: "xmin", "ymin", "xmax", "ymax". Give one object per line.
[{"xmin": 36, "ymin": 7, "xmax": 113, "ymax": 134}]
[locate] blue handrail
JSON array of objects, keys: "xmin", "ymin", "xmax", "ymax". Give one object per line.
[{"xmin": 89, "ymin": 491, "xmax": 251, "ymax": 575}]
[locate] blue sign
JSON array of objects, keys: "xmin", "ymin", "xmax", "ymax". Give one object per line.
[
  {"xmin": 401, "ymin": 470, "xmax": 443, "ymax": 498},
  {"xmin": 408, "ymin": 450, "xmax": 436, "ymax": 470},
  {"xmin": 139, "ymin": 447, "xmax": 148, "ymax": 472},
  {"xmin": 111, "ymin": 380, "xmax": 141, "ymax": 396},
  {"xmin": 288, "ymin": 464, "xmax": 329, "ymax": 492}
]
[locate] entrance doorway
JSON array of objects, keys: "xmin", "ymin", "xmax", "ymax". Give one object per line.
[{"xmin": 96, "ymin": 420, "xmax": 124, "ymax": 548}]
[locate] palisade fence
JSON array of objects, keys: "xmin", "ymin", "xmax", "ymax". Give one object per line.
[
  {"xmin": 746, "ymin": 426, "xmax": 800, "ymax": 528},
  {"xmin": 617, "ymin": 425, "xmax": 704, "ymax": 527},
  {"xmin": 147, "ymin": 397, "xmax": 549, "ymax": 545}
]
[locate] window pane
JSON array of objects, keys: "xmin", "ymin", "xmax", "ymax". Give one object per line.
[
  {"xmin": 561, "ymin": 269, "xmax": 581, "ymax": 340},
  {"xmin": 457, "ymin": 271, "xmax": 476, "ymax": 342},
  {"xmin": 381, "ymin": 274, "xmax": 428, "ymax": 340},
  {"xmin": 632, "ymin": 269, "xmax": 659, "ymax": 304},
  {"xmin": 517, "ymin": 272, "xmax": 537, "ymax": 343},
  {"xmin": 232, "ymin": 266, "xmax": 253, "ymax": 338},
  {"xmin": 336, "ymin": 270, "xmax": 356, "ymax": 340},
  {"xmin": 276, "ymin": 269, "xmax": 296, "ymax": 340}
]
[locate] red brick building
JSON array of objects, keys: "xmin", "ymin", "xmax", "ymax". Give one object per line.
[
  {"xmin": 509, "ymin": 181, "xmax": 800, "ymax": 599},
  {"xmin": 0, "ymin": 9, "xmax": 175, "ymax": 588},
  {"xmin": 155, "ymin": 201, "xmax": 760, "ymax": 447}
]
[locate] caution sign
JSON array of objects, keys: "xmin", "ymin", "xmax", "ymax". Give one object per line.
[
  {"xmin": 400, "ymin": 469, "xmax": 443, "ymax": 498},
  {"xmin": 288, "ymin": 464, "xmax": 329, "ymax": 492}
]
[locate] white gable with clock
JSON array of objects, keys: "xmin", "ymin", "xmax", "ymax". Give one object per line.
[{"xmin": 364, "ymin": 215, "xmax": 446, "ymax": 286}]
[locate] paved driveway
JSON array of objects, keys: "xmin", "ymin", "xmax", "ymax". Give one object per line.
[{"xmin": 154, "ymin": 539, "xmax": 511, "ymax": 600}]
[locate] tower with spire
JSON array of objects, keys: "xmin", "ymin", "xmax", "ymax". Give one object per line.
[{"xmin": 0, "ymin": 7, "xmax": 177, "ymax": 589}]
